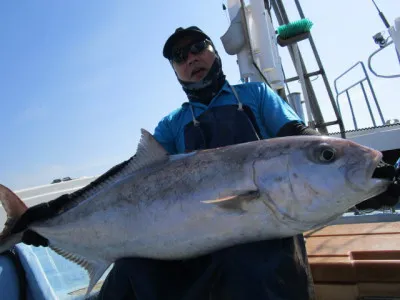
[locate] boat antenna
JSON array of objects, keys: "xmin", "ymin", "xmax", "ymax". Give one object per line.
[{"xmin": 371, "ymin": 0, "xmax": 390, "ymax": 29}]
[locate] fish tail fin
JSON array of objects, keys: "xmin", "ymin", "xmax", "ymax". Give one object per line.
[{"xmin": 0, "ymin": 184, "xmax": 28, "ymax": 253}]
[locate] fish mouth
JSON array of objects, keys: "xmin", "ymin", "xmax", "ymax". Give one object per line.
[
  {"xmin": 371, "ymin": 161, "xmax": 397, "ymax": 182},
  {"xmin": 358, "ymin": 150, "xmax": 393, "ymax": 200},
  {"xmin": 367, "ymin": 150, "xmax": 386, "ymax": 180},
  {"xmin": 344, "ymin": 148, "xmax": 391, "ymax": 204},
  {"xmin": 370, "ymin": 148, "xmax": 397, "ymax": 182}
]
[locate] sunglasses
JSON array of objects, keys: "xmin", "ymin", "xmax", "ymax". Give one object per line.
[{"xmin": 171, "ymin": 40, "xmax": 211, "ymax": 64}]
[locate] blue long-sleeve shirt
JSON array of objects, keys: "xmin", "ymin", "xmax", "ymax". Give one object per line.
[{"xmin": 153, "ymin": 81, "xmax": 303, "ymax": 154}]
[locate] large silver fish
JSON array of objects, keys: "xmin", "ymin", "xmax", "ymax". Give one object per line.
[{"xmin": 0, "ymin": 129, "xmax": 390, "ymax": 297}]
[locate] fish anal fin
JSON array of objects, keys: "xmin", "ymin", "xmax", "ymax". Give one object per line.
[
  {"xmin": 85, "ymin": 260, "xmax": 110, "ymax": 298},
  {"xmin": 50, "ymin": 246, "xmax": 110, "ymax": 298},
  {"xmin": 201, "ymin": 190, "xmax": 260, "ymax": 211}
]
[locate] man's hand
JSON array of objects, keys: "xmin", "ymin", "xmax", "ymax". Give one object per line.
[
  {"xmin": 21, "ymin": 230, "xmax": 49, "ymax": 247},
  {"xmin": 12, "ymin": 194, "xmax": 70, "ymax": 233},
  {"xmin": 16, "ymin": 203, "xmax": 53, "ymax": 247},
  {"xmin": 355, "ymin": 183, "xmax": 400, "ymax": 211},
  {"xmin": 13, "ymin": 194, "xmax": 71, "ymax": 248},
  {"xmin": 15, "ymin": 158, "xmax": 134, "ymax": 248}
]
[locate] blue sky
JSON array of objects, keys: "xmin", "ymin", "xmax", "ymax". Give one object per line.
[{"xmin": 1, "ymin": 0, "xmax": 400, "ymax": 190}]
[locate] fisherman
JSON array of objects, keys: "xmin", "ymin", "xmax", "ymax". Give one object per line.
[
  {"xmin": 96, "ymin": 26, "xmax": 319, "ymax": 300},
  {"xmin": 14, "ymin": 26, "xmax": 400, "ymax": 299}
]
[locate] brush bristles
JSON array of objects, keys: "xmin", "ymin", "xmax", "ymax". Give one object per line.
[{"xmin": 277, "ymin": 18, "xmax": 313, "ymax": 40}]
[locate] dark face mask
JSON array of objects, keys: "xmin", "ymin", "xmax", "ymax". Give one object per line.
[{"xmin": 176, "ymin": 48, "xmax": 226, "ymax": 106}]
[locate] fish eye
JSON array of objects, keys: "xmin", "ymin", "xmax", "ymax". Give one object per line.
[{"xmin": 318, "ymin": 146, "xmax": 336, "ymax": 163}]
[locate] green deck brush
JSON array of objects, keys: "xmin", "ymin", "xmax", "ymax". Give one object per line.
[{"xmin": 276, "ymin": 18, "xmax": 314, "ymax": 47}]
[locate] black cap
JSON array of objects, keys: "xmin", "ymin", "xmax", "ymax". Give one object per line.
[{"xmin": 163, "ymin": 26, "xmax": 212, "ymax": 60}]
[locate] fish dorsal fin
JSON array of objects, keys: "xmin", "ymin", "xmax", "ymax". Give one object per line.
[{"xmin": 126, "ymin": 129, "xmax": 169, "ymax": 172}]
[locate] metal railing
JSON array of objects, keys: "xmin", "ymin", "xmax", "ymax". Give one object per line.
[
  {"xmin": 333, "ymin": 61, "xmax": 385, "ymax": 130},
  {"xmin": 368, "ymin": 40, "xmax": 400, "ymax": 79}
]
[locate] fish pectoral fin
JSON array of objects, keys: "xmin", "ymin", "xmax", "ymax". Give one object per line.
[
  {"xmin": 50, "ymin": 246, "xmax": 111, "ymax": 297},
  {"xmin": 201, "ymin": 190, "xmax": 260, "ymax": 211}
]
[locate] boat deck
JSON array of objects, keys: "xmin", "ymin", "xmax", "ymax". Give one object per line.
[{"xmin": 306, "ymin": 221, "xmax": 400, "ymax": 299}]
